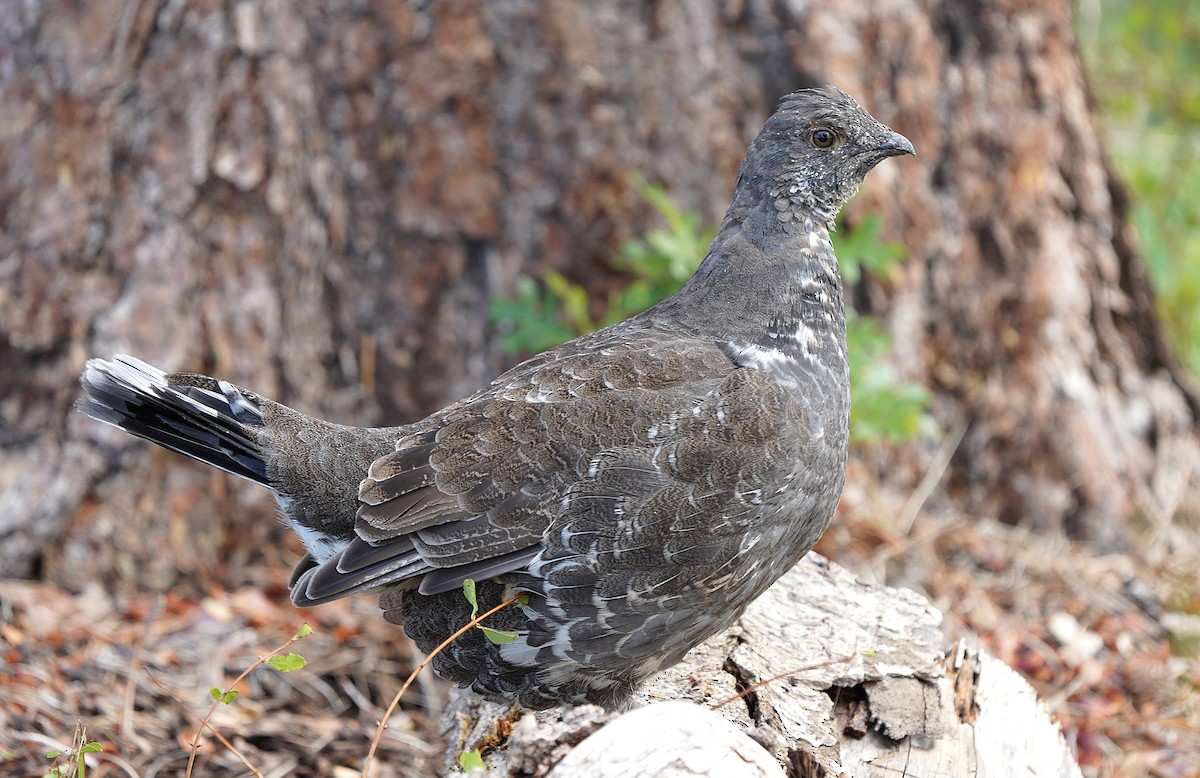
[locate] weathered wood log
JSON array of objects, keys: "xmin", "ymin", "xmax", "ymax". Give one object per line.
[{"xmin": 447, "ymin": 555, "xmax": 1081, "ymax": 778}]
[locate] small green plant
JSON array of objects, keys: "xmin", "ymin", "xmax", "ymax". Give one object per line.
[
  {"xmin": 601, "ymin": 181, "xmax": 716, "ymax": 327},
  {"xmin": 491, "ymin": 185, "xmax": 931, "ymax": 444},
  {"xmin": 490, "ymin": 180, "xmax": 715, "ymax": 355},
  {"xmin": 459, "ymin": 748, "xmax": 487, "ymax": 774},
  {"xmin": 462, "ymin": 578, "xmax": 526, "ymax": 645},
  {"xmin": 833, "ymin": 213, "xmax": 933, "ymax": 443},
  {"xmin": 186, "ymin": 624, "xmax": 312, "ymax": 777},
  {"xmin": 491, "ymin": 274, "xmax": 582, "ymax": 356},
  {"xmin": 362, "ymin": 592, "xmax": 528, "ymax": 778},
  {"xmin": 43, "ymin": 723, "xmax": 101, "ymax": 778},
  {"xmin": 833, "ymin": 212, "xmax": 906, "ymax": 287},
  {"xmin": 845, "ymin": 310, "xmax": 931, "ymax": 443},
  {"xmin": 206, "ymin": 624, "xmax": 310, "ymax": 708}
]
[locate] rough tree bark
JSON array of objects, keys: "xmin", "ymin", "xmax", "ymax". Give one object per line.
[
  {"xmin": 3, "ymin": 0, "xmax": 1194, "ymax": 588},
  {"xmin": 0, "ymin": 0, "xmax": 1194, "ymax": 772}
]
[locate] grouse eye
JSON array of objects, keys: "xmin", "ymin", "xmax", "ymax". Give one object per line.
[{"xmin": 810, "ymin": 128, "xmax": 835, "ymax": 148}]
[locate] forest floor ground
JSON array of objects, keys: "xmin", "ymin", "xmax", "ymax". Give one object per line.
[{"xmin": 2, "ymin": 457, "xmax": 1198, "ymax": 778}]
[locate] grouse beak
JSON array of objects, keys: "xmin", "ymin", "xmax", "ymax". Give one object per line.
[{"xmin": 879, "ymin": 130, "xmax": 916, "ymax": 158}]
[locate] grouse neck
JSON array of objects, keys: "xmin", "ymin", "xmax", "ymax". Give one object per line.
[{"xmin": 650, "ymin": 202, "xmax": 847, "ymax": 362}]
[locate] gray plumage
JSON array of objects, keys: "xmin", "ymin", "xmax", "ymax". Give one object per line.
[{"xmin": 78, "ymin": 87, "xmax": 913, "ymax": 710}]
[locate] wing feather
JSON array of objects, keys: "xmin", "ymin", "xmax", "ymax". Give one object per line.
[{"xmin": 287, "ymin": 334, "xmax": 796, "ymax": 608}]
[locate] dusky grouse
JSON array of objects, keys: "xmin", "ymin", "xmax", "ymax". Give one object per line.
[{"xmin": 79, "ymin": 86, "xmax": 914, "ymax": 710}]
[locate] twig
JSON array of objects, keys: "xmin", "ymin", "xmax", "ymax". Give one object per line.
[
  {"xmin": 123, "ymin": 596, "xmax": 165, "ymax": 742},
  {"xmin": 182, "ymin": 626, "xmax": 311, "ymax": 778},
  {"xmin": 896, "ymin": 413, "xmax": 970, "ymax": 535},
  {"xmin": 361, "ymin": 592, "xmax": 525, "ymax": 778},
  {"xmin": 144, "ymin": 671, "xmax": 264, "ymax": 778},
  {"xmin": 711, "ymin": 654, "xmax": 857, "ymax": 710}
]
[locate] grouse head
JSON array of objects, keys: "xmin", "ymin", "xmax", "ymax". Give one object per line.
[{"xmin": 742, "ymin": 86, "xmax": 915, "ymax": 230}]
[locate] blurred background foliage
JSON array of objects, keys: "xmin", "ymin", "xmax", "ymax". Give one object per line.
[
  {"xmin": 490, "ymin": 182, "xmax": 932, "ymax": 445},
  {"xmin": 492, "ymin": 0, "xmax": 1198, "ymax": 448},
  {"xmin": 1077, "ymin": 0, "xmax": 1200, "ymax": 378}
]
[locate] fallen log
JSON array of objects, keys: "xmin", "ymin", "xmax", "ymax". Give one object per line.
[{"xmin": 444, "ymin": 554, "xmax": 1081, "ymax": 778}]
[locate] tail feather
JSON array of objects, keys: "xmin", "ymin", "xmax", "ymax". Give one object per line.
[{"xmin": 79, "ymin": 355, "xmax": 269, "ymax": 485}]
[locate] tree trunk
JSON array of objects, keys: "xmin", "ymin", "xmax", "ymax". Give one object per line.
[{"xmin": 1, "ymin": 0, "xmax": 1193, "ymax": 603}]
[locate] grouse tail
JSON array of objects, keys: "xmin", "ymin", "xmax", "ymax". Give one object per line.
[{"xmin": 79, "ymin": 355, "xmax": 270, "ymax": 486}]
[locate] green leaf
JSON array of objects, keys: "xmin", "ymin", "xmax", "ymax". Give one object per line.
[
  {"xmin": 544, "ymin": 270, "xmax": 595, "ymax": 333},
  {"xmin": 46, "ymin": 750, "xmax": 62, "ymax": 759},
  {"xmin": 833, "ymin": 213, "xmax": 907, "ymax": 286},
  {"xmin": 293, "ymin": 623, "xmax": 313, "ymax": 640},
  {"xmin": 80, "ymin": 743, "xmax": 103, "ymax": 754},
  {"xmin": 479, "ymin": 626, "xmax": 519, "ymax": 645},
  {"xmin": 211, "ymin": 687, "xmax": 239, "ymax": 704},
  {"xmin": 266, "ymin": 653, "xmax": 307, "ymax": 672},
  {"xmin": 489, "ymin": 185, "xmax": 712, "ymax": 358},
  {"xmin": 462, "ymin": 578, "xmax": 479, "ymax": 618},
  {"xmin": 490, "ymin": 275, "xmax": 577, "ymax": 356},
  {"xmin": 487, "ymin": 188, "xmax": 933, "ymax": 444},
  {"xmin": 459, "ymin": 748, "xmax": 486, "ymax": 773},
  {"xmin": 517, "ymin": 593, "xmax": 530, "ymax": 605}
]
